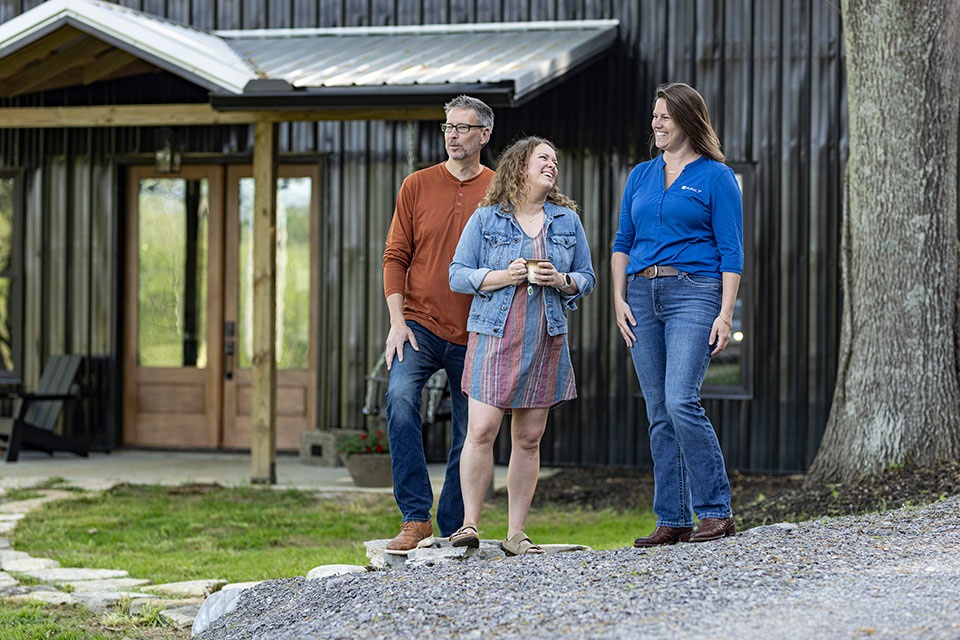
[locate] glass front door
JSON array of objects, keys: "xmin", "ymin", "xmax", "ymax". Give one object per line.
[{"xmin": 123, "ymin": 165, "xmax": 317, "ymax": 449}]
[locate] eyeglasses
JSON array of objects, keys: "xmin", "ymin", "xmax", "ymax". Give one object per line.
[{"xmin": 440, "ymin": 123, "xmax": 485, "ymax": 134}]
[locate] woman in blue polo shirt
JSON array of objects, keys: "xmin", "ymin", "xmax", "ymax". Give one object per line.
[{"xmin": 612, "ymin": 82, "xmax": 744, "ymax": 547}]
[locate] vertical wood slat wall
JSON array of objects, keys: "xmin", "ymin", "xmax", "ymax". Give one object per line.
[{"xmin": 0, "ymin": 0, "xmax": 846, "ymax": 473}]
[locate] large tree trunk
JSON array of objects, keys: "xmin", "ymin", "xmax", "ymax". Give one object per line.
[{"xmin": 807, "ymin": 0, "xmax": 960, "ymax": 485}]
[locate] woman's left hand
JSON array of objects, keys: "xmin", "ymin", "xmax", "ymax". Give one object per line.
[{"xmin": 710, "ymin": 315, "xmax": 732, "ymax": 356}]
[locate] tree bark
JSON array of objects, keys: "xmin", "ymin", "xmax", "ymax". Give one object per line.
[{"xmin": 807, "ymin": 0, "xmax": 960, "ymax": 485}]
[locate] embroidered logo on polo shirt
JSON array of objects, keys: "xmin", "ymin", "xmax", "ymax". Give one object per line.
[{"xmin": 680, "ymin": 185, "xmax": 703, "ymax": 193}]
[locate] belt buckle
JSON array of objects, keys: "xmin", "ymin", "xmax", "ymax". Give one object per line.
[{"xmin": 652, "ymin": 265, "xmax": 659, "ymax": 278}]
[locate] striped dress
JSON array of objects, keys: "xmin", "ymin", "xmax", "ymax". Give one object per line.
[{"xmin": 462, "ymin": 227, "xmax": 577, "ymax": 409}]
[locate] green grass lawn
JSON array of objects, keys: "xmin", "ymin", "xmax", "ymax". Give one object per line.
[
  {"xmin": 2, "ymin": 482, "xmax": 656, "ymax": 639},
  {"xmin": 12, "ymin": 483, "xmax": 656, "ymax": 584}
]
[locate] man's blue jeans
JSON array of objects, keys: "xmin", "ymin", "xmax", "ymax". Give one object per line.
[
  {"xmin": 626, "ymin": 273, "xmax": 732, "ymax": 527},
  {"xmin": 385, "ymin": 321, "xmax": 467, "ymax": 537}
]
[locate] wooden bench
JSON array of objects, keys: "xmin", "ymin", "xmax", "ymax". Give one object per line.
[{"xmin": 0, "ymin": 354, "xmax": 89, "ymax": 462}]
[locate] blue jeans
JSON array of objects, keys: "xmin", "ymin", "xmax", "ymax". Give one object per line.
[
  {"xmin": 626, "ymin": 273, "xmax": 732, "ymax": 527},
  {"xmin": 385, "ymin": 321, "xmax": 467, "ymax": 537}
]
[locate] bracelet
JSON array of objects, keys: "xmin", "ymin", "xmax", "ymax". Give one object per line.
[{"xmin": 716, "ymin": 315, "xmax": 732, "ymax": 330}]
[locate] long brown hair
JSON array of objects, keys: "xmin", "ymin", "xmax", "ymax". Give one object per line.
[
  {"xmin": 480, "ymin": 136, "xmax": 578, "ymax": 212},
  {"xmin": 650, "ymin": 82, "xmax": 725, "ymax": 162}
]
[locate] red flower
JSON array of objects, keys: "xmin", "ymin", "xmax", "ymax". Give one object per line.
[
  {"xmin": 359, "ymin": 433, "xmax": 368, "ymax": 440},
  {"xmin": 375, "ymin": 444, "xmax": 384, "ymax": 453}
]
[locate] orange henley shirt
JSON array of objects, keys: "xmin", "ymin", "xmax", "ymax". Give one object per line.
[{"xmin": 382, "ymin": 162, "xmax": 495, "ymax": 346}]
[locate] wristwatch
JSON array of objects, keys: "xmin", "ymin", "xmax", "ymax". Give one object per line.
[{"xmin": 558, "ymin": 273, "xmax": 572, "ymax": 290}]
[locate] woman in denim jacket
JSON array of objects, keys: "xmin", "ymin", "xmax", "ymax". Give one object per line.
[{"xmin": 448, "ymin": 136, "xmax": 595, "ymax": 555}]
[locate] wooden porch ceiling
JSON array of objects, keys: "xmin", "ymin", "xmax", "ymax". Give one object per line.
[{"xmin": 0, "ymin": 25, "xmax": 158, "ymax": 98}]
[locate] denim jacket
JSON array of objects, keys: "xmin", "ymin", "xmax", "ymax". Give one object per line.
[{"xmin": 449, "ymin": 201, "xmax": 596, "ymax": 337}]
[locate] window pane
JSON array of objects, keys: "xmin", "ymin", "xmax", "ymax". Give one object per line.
[
  {"xmin": 137, "ymin": 178, "xmax": 209, "ymax": 368},
  {"xmin": 703, "ymin": 297, "xmax": 744, "ymax": 387},
  {"xmin": 237, "ymin": 177, "xmax": 311, "ymax": 369},
  {"xmin": 0, "ymin": 177, "xmax": 12, "ymax": 273},
  {"xmin": 0, "ymin": 278, "xmax": 13, "ymax": 373},
  {"xmin": 0, "ymin": 177, "xmax": 14, "ymax": 375}
]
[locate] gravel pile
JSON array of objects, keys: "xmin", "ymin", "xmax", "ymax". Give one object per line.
[{"xmin": 195, "ymin": 497, "xmax": 960, "ymax": 640}]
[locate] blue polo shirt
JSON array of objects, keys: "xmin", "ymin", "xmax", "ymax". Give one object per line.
[{"xmin": 612, "ymin": 155, "xmax": 743, "ymax": 278}]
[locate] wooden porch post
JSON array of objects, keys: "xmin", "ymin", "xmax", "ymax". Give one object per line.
[{"xmin": 251, "ymin": 118, "xmax": 278, "ymax": 484}]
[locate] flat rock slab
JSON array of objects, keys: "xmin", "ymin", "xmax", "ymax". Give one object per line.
[
  {"xmin": 143, "ymin": 579, "xmax": 227, "ymax": 598},
  {"xmin": 71, "ymin": 590, "xmax": 155, "ymax": 614},
  {"xmin": 130, "ymin": 597, "xmax": 203, "ymax": 616},
  {"xmin": 366, "ymin": 538, "xmax": 592, "ymax": 570},
  {"xmin": 20, "ymin": 567, "xmax": 128, "ymax": 583},
  {"xmin": 161, "ymin": 603, "xmax": 203, "ymax": 629},
  {"xmin": 306, "ymin": 564, "xmax": 366, "ymax": 580},
  {"xmin": 0, "ymin": 490, "xmax": 74, "ymax": 514},
  {"xmin": 0, "ymin": 571, "xmax": 17, "ymax": 588},
  {"xmin": 2, "ymin": 557, "xmax": 60, "ymax": 572},
  {"xmin": 61, "ymin": 577, "xmax": 151, "ymax": 592},
  {"xmin": 5, "ymin": 590, "xmax": 74, "ymax": 606},
  {"xmin": 221, "ymin": 581, "xmax": 264, "ymax": 591},
  {"xmin": 0, "ymin": 549, "xmax": 30, "ymax": 564}
]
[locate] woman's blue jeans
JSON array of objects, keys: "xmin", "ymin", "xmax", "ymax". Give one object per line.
[
  {"xmin": 626, "ymin": 273, "xmax": 732, "ymax": 527},
  {"xmin": 385, "ymin": 321, "xmax": 467, "ymax": 537}
]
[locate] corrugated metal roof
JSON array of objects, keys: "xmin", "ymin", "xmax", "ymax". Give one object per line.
[
  {"xmin": 0, "ymin": 0, "xmax": 257, "ymax": 94},
  {"xmin": 0, "ymin": 0, "xmax": 617, "ymax": 106},
  {"xmin": 219, "ymin": 21, "xmax": 619, "ymax": 103}
]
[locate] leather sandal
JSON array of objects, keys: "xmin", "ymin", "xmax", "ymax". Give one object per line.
[
  {"xmin": 450, "ymin": 525, "xmax": 480, "ymax": 548},
  {"xmin": 500, "ymin": 532, "xmax": 544, "ymax": 556}
]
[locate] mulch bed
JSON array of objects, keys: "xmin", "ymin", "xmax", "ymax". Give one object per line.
[{"xmin": 493, "ymin": 460, "xmax": 960, "ymax": 530}]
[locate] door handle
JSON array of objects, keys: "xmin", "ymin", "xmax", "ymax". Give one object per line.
[{"xmin": 224, "ymin": 321, "xmax": 235, "ymax": 380}]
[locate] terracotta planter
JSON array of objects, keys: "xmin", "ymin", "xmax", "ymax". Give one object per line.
[{"xmin": 341, "ymin": 453, "xmax": 393, "ymax": 487}]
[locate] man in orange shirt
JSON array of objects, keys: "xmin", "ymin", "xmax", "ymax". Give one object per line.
[{"xmin": 381, "ymin": 95, "xmax": 495, "ymax": 554}]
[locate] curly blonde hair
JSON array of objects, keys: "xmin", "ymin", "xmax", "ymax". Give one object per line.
[{"xmin": 479, "ymin": 136, "xmax": 578, "ymax": 212}]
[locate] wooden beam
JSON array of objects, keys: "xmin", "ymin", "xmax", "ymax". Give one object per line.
[
  {"xmin": 250, "ymin": 118, "xmax": 278, "ymax": 485},
  {"xmin": 0, "ymin": 103, "xmax": 442, "ymax": 127},
  {"xmin": 4, "ymin": 37, "xmax": 112, "ymax": 96},
  {"xmin": 0, "ymin": 26, "xmax": 84, "ymax": 80},
  {"xmin": 83, "ymin": 49, "xmax": 140, "ymax": 84}
]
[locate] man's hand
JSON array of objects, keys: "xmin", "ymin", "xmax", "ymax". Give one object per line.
[{"xmin": 385, "ymin": 322, "xmax": 418, "ymax": 371}]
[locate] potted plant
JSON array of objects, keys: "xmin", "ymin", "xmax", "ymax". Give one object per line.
[{"xmin": 337, "ymin": 429, "xmax": 393, "ymax": 487}]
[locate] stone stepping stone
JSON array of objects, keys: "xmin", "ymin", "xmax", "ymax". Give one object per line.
[
  {"xmin": 0, "ymin": 549, "xmax": 30, "ymax": 564},
  {"xmin": 142, "ymin": 579, "xmax": 227, "ymax": 599},
  {"xmin": 130, "ymin": 597, "xmax": 202, "ymax": 617},
  {"xmin": 60, "ymin": 577, "xmax": 150, "ymax": 592},
  {"xmin": 71, "ymin": 590, "xmax": 155, "ymax": 614},
  {"xmin": 0, "ymin": 490, "xmax": 73, "ymax": 515},
  {"xmin": 19, "ymin": 567, "xmax": 127, "ymax": 583},
  {"xmin": 5, "ymin": 590, "xmax": 74, "ymax": 606},
  {"xmin": 306, "ymin": 564, "xmax": 366, "ymax": 580},
  {"xmin": 161, "ymin": 603, "xmax": 203, "ymax": 629},
  {"xmin": 0, "ymin": 571, "xmax": 18, "ymax": 589},
  {"xmin": 366, "ymin": 537, "xmax": 593, "ymax": 570},
  {"xmin": 2, "ymin": 557, "xmax": 60, "ymax": 572}
]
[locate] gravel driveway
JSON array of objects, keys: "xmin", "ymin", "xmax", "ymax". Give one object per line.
[{"xmin": 195, "ymin": 496, "xmax": 960, "ymax": 640}]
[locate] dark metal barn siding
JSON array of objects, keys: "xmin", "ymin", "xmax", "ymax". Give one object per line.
[{"xmin": 0, "ymin": 0, "xmax": 846, "ymax": 473}]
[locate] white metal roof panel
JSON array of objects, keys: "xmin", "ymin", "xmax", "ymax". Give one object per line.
[
  {"xmin": 0, "ymin": 0, "xmax": 257, "ymax": 94},
  {"xmin": 221, "ymin": 20, "xmax": 619, "ymax": 102}
]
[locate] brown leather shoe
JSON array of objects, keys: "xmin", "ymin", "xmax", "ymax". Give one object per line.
[
  {"xmin": 633, "ymin": 526, "xmax": 693, "ymax": 547},
  {"xmin": 689, "ymin": 517, "xmax": 736, "ymax": 542},
  {"xmin": 385, "ymin": 521, "xmax": 435, "ymax": 555}
]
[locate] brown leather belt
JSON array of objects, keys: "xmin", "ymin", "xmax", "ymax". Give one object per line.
[{"xmin": 639, "ymin": 265, "xmax": 680, "ymax": 278}]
